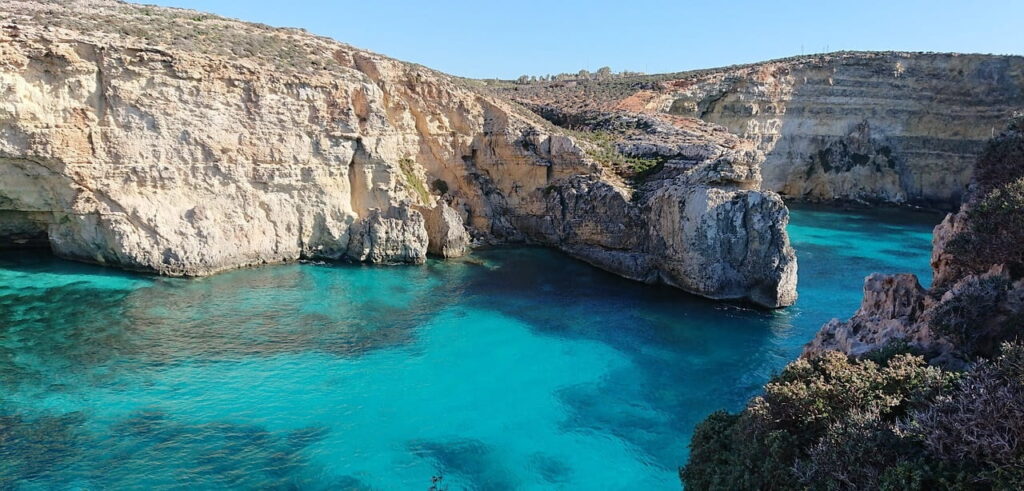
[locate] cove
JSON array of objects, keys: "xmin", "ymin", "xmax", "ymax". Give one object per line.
[{"xmin": 0, "ymin": 205, "xmax": 939, "ymax": 489}]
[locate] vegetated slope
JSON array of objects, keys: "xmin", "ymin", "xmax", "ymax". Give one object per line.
[
  {"xmin": 0, "ymin": 0, "xmax": 796, "ymax": 306},
  {"xmin": 493, "ymin": 52, "xmax": 1024, "ymax": 209},
  {"xmin": 682, "ymin": 117, "xmax": 1024, "ymax": 490}
]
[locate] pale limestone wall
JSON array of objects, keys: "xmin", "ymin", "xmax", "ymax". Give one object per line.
[
  {"xmin": 0, "ymin": 0, "xmax": 797, "ymax": 307},
  {"xmin": 663, "ymin": 53, "xmax": 1024, "ymax": 207}
]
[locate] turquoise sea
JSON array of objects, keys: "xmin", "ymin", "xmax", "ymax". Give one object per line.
[{"xmin": 0, "ymin": 205, "xmax": 940, "ymax": 489}]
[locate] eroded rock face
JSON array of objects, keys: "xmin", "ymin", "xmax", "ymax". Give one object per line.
[
  {"xmin": 345, "ymin": 204, "xmax": 428, "ymax": 264},
  {"xmin": 505, "ymin": 52, "xmax": 1024, "ymax": 209},
  {"xmin": 666, "ymin": 54, "xmax": 1024, "ymax": 207},
  {"xmin": 930, "ymin": 210, "xmax": 972, "ymax": 288},
  {"xmin": 805, "ymin": 266, "xmax": 1024, "ymax": 364},
  {"xmin": 644, "ymin": 184, "xmax": 796, "ymax": 307},
  {"xmin": 0, "ymin": 0, "xmax": 797, "ymax": 307},
  {"xmin": 805, "ymin": 121, "xmax": 1024, "ymax": 361},
  {"xmin": 806, "ymin": 273, "xmax": 936, "ymax": 357},
  {"xmin": 421, "ymin": 201, "xmax": 469, "ymax": 258},
  {"xmin": 514, "ymin": 130, "xmax": 797, "ymax": 307}
]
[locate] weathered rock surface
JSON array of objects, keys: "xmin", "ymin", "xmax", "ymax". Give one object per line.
[
  {"xmin": 805, "ymin": 121, "xmax": 1024, "ymax": 362},
  {"xmin": 806, "ymin": 273, "xmax": 937, "ymax": 357},
  {"xmin": 641, "ymin": 176, "xmax": 796, "ymax": 307},
  {"xmin": 0, "ymin": 0, "xmax": 797, "ymax": 307},
  {"xmin": 503, "ymin": 52, "xmax": 1024, "ymax": 209},
  {"xmin": 346, "ymin": 204, "xmax": 428, "ymax": 264},
  {"xmin": 513, "ymin": 120, "xmax": 797, "ymax": 307},
  {"xmin": 420, "ymin": 201, "xmax": 469, "ymax": 258},
  {"xmin": 806, "ymin": 265, "xmax": 1023, "ymax": 364}
]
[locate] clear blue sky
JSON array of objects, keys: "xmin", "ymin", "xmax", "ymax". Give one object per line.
[{"xmin": 144, "ymin": 0, "xmax": 1023, "ymax": 79}]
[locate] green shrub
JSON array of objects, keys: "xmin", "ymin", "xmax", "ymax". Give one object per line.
[
  {"xmin": 681, "ymin": 351, "xmax": 954, "ymax": 490},
  {"xmin": 904, "ymin": 343, "xmax": 1024, "ymax": 487},
  {"xmin": 679, "ymin": 411, "xmax": 744, "ymax": 490},
  {"xmin": 947, "ymin": 177, "xmax": 1024, "ymax": 274},
  {"xmin": 794, "ymin": 409, "xmax": 918, "ymax": 488},
  {"xmin": 563, "ymin": 129, "xmax": 666, "ymax": 182},
  {"xmin": 973, "ymin": 117, "xmax": 1024, "ymax": 195},
  {"xmin": 946, "ymin": 118, "xmax": 1024, "ymax": 276},
  {"xmin": 927, "ymin": 275, "xmax": 1011, "ymax": 353},
  {"xmin": 682, "ymin": 343, "xmax": 1024, "ymax": 490},
  {"xmin": 398, "ymin": 158, "xmax": 430, "ymax": 204},
  {"xmin": 862, "ymin": 339, "xmax": 923, "ymax": 364},
  {"xmin": 750, "ymin": 352, "xmax": 950, "ymax": 436}
]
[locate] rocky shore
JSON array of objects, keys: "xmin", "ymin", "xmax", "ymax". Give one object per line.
[{"xmin": 0, "ymin": 0, "xmax": 795, "ymax": 307}]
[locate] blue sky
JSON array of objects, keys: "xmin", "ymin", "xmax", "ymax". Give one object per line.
[{"xmin": 144, "ymin": 1, "xmax": 1024, "ymax": 79}]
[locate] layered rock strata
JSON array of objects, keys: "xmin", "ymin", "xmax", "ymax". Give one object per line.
[
  {"xmin": 0, "ymin": 0, "xmax": 796, "ymax": 306},
  {"xmin": 505, "ymin": 52, "xmax": 1024, "ymax": 208}
]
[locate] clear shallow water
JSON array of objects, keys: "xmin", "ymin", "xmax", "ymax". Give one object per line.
[{"xmin": 0, "ymin": 205, "xmax": 939, "ymax": 490}]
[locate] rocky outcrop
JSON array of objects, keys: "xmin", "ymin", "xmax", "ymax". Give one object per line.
[
  {"xmin": 0, "ymin": 0, "xmax": 797, "ymax": 307},
  {"xmin": 805, "ymin": 120, "xmax": 1024, "ymax": 362},
  {"xmin": 345, "ymin": 204, "xmax": 428, "ymax": 264},
  {"xmin": 503, "ymin": 52, "xmax": 1024, "ymax": 209},
  {"xmin": 420, "ymin": 201, "xmax": 469, "ymax": 258},
  {"xmin": 646, "ymin": 183, "xmax": 797, "ymax": 306},
  {"xmin": 806, "ymin": 273, "xmax": 938, "ymax": 357},
  {"xmin": 513, "ymin": 119, "xmax": 797, "ymax": 307},
  {"xmin": 806, "ymin": 265, "xmax": 1023, "ymax": 364}
]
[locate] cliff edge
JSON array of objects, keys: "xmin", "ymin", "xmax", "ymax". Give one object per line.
[
  {"xmin": 497, "ymin": 52, "xmax": 1024, "ymax": 209},
  {"xmin": 0, "ymin": 0, "xmax": 797, "ymax": 306}
]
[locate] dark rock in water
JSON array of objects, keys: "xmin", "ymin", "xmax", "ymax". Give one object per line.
[
  {"xmin": 287, "ymin": 426, "xmax": 331, "ymax": 449},
  {"xmin": 326, "ymin": 475, "xmax": 376, "ymax": 491}
]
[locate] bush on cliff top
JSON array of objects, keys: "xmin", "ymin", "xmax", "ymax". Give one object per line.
[
  {"xmin": 680, "ymin": 350, "xmax": 954, "ymax": 490},
  {"xmin": 946, "ymin": 117, "xmax": 1024, "ymax": 276},
  {"xmin": 902, "ymin": 342, "xmax": 1024, "ymax": 489},
  {"xmin": 947, "ymin": 177, "xmax": 1024, "ymax": 276},
  {"xmin": 927, "ymin": 275, "xmax": 1014, "ymax": 356},
  {"xmin": 682, "ymin": 343, "xmax": 1024, "ymax": 490},
  {"xmin": 973, "ymin": 117, "xmax": 1024, "ymax": 195},
  {"xmin": 563, "ymin": 129, "xmax": 666, "ymax": 182}
]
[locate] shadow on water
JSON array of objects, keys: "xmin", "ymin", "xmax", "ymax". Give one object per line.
[{"xmin": 0, "ymin": 254, "xmax": 477, "ymax": 395}]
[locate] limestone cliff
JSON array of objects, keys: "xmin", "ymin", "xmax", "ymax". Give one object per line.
[
  {"xmin": 805, "ymin": 118, "xmax": 1024, "ymax": 363},
  {"xmin": 502, "ymin": 52, "xmax": 1024, "ymax": 209},
  {"xmin": 0, "ymin": 0, "xmax": 797, "ymax": 307}
]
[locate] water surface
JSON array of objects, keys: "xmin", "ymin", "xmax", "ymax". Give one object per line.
[{"xmin": 0, "ymin": 205, "xmax": 939, "ymax": 489}]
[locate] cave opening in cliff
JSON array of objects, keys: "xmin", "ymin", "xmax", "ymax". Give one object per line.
[
  {"xmin": 0, "ymin": 210, "xmax": 54, "ymax": 251},
  {"xmin": 0, "ymin": 158, "xmax": 68, "ymax": 254}
]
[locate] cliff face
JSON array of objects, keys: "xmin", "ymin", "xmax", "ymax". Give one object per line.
[
  {"xmin": 0, "ymin": 0, "xmax": 796, "ymax": 307},
  {"xmin": 805, "ymin": 119, "xmax": 1024, "ymax": 363},
  {"xmin": 504, "ymin": 52, "xmax": 1024, "ymax": 209}
]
